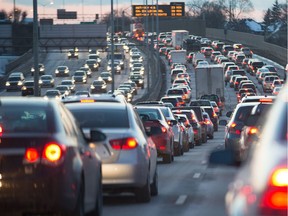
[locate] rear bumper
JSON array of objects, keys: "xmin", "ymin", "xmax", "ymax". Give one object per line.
[{"xmin": 0, "ymin": 176, "xmax": 77, "ymax": 214}]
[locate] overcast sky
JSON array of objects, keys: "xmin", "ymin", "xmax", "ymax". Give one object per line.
[{"xmin": 1, "ymin": 0, "xmax": 285, "ymax": 22}]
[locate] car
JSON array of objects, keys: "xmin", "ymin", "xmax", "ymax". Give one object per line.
[
  {"xmin": 88, "ymin": 54, "xmax": 102, "ymax": 66},
  {"xmin": 0, "ymin": 97, "xmax": 103, "ymax": 216},
  {"xmin": 240, "ymin": 83, "xmax": 257, "ymax": 93},
  {"xmin": 187, "ymin": 52, "xmax": 194, "ymax": 63},
  {"xmin": 21, "ymin": 80, "xmax": 41, "ymax": 96},
  {"xmin": 202, "ymin": 112, "xmax": 214, "ymax": 139},
  {"xmin": 255, "ymin": 67, "xmax": 270, "ymax": 80},
  {"xmin": 136, "ymin": 106, "xmax": 175, "ymax": 163},
  {"xmin": 170, "ymin": 69, "xmax": 185, "ymax": 83},
  {"xmin": 60, "ymin": 79, "xmax": 76, "ymax": 93},
  {"xmin": 64, "ymin": 100, "xmax": 158, "ymax": 202},
  {"xmin": 262, "ymin": 64, "xmax": 278, "ymax": 73},
  {"xmin": 237, "ymin": 88, "xmax": 256, "ymax": 102},
  {"xmin": 90, "ymin": 80, "xmax": 107, "ymax": 94},
  {"xmin": 79, "ymin": 66, "xmax": 92, "ymax": 78},
  {"xmin": 258, "ymin": 71, "xmax": 278, "ymax": 84},
  {"xmin": 223, "ymin": 102, "xmax": 260, "ymax": 162},
  {"xmin": 8, "ymin": 71, "xmax": 25, "ymax": 79},
  {"xmin": 271, "ymin": 79, "xmax": 284, "ymax": 90},
  {"xmin": 239, "ymin": 102, "xmax": 273, "ymax": 162},
  {"xmin": 203, "ymin": 47, "xmax": 213, "ymax": 57},
  {"xmin": 55, "ymin": 85, "xmax": 71, "ymax": 97},
  {"xmin": 209, "ymin": 84, "xmax": 287, "ymax": 216},
  {"xmin": 158, "ymin": 106, "xmax": 189, "ymax": 154},
  {"xmin": 200, "ymin": 94, "xmax": 224, "ymax": 115},
  {"xmin": 247, "ymin": 59, "xmax": 265, "ymax": 75},
  {"xmin": 234, "ymin": 76, "xmax": 249, "ymax": 91},
  {"xmin": 55, "ymin": 66, "xmax": 69, "ymax": 77},
  {"xmin": 72, "ymin": 70, "xmax": 88, "ymax": 84},
  {"xmin": 31, "ymin": 63, "xmax": 45, "ymax": 76},
  {"xmin": 262, "ymin": 75, "xmax": 280, "ymax": 92},
  {"xmin": 240, "ymin": 47, "xmax": 253, "ymax": 58},
  {"xmin": 196, "ymin": 60, "xmax": 209, "ymax": 67},
  {"xmin": 202, "ymin": 106, "xmax": 219, "ymax": 131},
  {"xmin": 123, "ymin": 81, "xmax": 138, "ymax": 95},
  {"xmin": 240, "ymin": 95, "xmax": 276, "ymax": 103},
  {"xmin": 43, "ymin": 89, "xmax": 62, "ymax": 99},
  {"xmin": 67, "ymin": 48, "xmax": 79, "ymax": 59},
  {"xmin": 84, "ymin": 59, "xmax": 99, "ymax": 71},
  {"xmin": 107, "ymin": 60, "xmax": 121, "ymax": 73},
  {"xmin": 211, "ymin": 51, "xmax": 222, "ymax": 62},
  {"xmin": 221, "ymin": 45, "xmax": 234, "ymax": 56},
  {"xmin": 173, "ymin": 114, "xmax": 193, "ymax": 151},
  {"xmin": 99, "ymin": 71, "xmax": 112, "ymax": 84},
  {"xmin": 129, "ymin": 74, "xmax": 144, "ymax": 89},
  {"xmin": 40, "ymin": 75, "xmax": 55, "ymax": 88},
  {"xmin": 272, "ymin": 86, "xmax": 282, "ymax": 95},
  {"xmin": 210, "ymin": 101, "xmax": 220, "ymax": 116},
  {"xmin": 189, "ymin": 99, "xmax": 212, "ymax": 107},
  {"xmin": 6, "ymin": 75, "xmax": 25, "ymax": 91},
  {"xmin": 172, "ymin": 109, "xmax": 202, "ymax": 145}
]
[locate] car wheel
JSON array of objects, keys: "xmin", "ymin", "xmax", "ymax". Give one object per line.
[
  {"xmin": 71, "ymin": 180, "xmax": 85, "ymax": 216},
  {"xmin": 174, "ymin": 142, "xmax": 181, "ymax": 156},
  {"xmin": 87, "ymin": 178, "xmax": 102, "ymax": 216},
  {"xmin": 195, "ymin": 139, "xmax": 201, "ymax": 146},
  {"xmin": 202, "ymin": 133, "xmax": 207, "ymax": 143},
  {"xmin": 163, "ymin": 153, "xmax": 172, "ymax": 164},
  {"xmin": 189, "ymin": 141, "xmax": 194, "ymax": 149},
  {"xmin": 208, "ymin": 134, "xmax": 214, "ymax": 139},
  {"xmin": 150, "ymin": 169, "xmax": 158, "ymax": 196},
  {"xmin": 135, "ymin": 176, "xmax": 151, "ymax": 203}
]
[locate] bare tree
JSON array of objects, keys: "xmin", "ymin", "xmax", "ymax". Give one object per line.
[{"xmin": 226, "ymin": 0, "xmax": 254, "ymax": 21}]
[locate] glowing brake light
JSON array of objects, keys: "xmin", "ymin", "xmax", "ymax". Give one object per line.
[
  {"xmin": 43, "ymin": 143, "xmax": 63, "ymax": 162},
  {"xmin": 161, "ymin": 127, "xmax": 167, "ymax": 133},
  {"xmin": 260, "ymin": 167, "xmax": 288, "ymax": 212},
  {"xmin": 0, "ymin": 125, "xmax": 2, "ymax": 136},
  {"xmin": 110, "ymin": 137, "xmax": 138, "ymax": 150},
  {"xmin": 270, "ymin": 168, "xmax": 288, "ymax": 187},
  {"xmin": 24, "ymin": 148, "xmax": 39, "ymax": 163},
  {"xmin": 213, "ymin": 112, "xmax": 217, "ymax": 118}
]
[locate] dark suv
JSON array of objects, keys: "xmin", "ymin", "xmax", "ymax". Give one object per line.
[{"xmin": 200, "ymin": 94, "xmax": 224, "ymax": 116}]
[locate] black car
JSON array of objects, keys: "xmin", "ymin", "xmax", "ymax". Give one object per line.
[
  {"xmin": 21, "ymin": 80, "xmax": 41, "ymax": 96},
  {"xmin": 67, "ymin": 49, "xmax": 79, "ymax": 59},
  {"xmin": 0, "ymin": 97, "xmax": 103, "ymax": 216},
  {"xmin": 85, "ymin": 59, "xmax": 99, "ymax": 71},
  {"xmin": 90, "ymin": 80, "xmax": 107, "ymax": 93},
  {"xmin": 31, "ymin": 63, "xmax": 45, "ymax": 76}
]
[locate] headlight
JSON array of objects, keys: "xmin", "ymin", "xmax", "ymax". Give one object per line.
[
  {"xmin": 18, "ymin": 81, "xmax": 23, "ymax": 85},
  {"xmin": 107, "ymin": 66, "xmax": 111, "ymax": 71},
  {"xmin": 55, "ymin": 70, "xmax": 59, "ymax": 73},
  {"xmin": 108, "ymin": 77, "xmax": 112, "ymax": 81},
  {"xmin": 127, "ymin": 93, "xmax": 132, "ymax": 98},
  {"xmin": 139, "ymin": 80, "xmax": 143, "ymax": 83},
  {"xmin": 65, "ymin": 70, "xmax": 69, "ymax": 73},
  {"xmin": 84, "ymin": 64, "xmax": 89, "ymax": 68},
  {"xmin": 65, "ymin": 91, "xmax": 69, "ymax": 95},
  {"xmin": 31, "ymin": 68, "xmax": 35, "ymax": 72},
  {"xmin": 120, "ymin": 61, "xmax": 124, "ymax": 65},
  {"xmin": 68, "ymin": 53, "xmax": 71, "ymax": 56},
  {"xmin": 6, "ymin": 82, "xmax": 10, "ymax": 86},
  {"xmin": 117, "ymin": 66, "xmax": 121, "ymax": 70},
  {"xmin": 90, "ymin": 85, "xmax": 95, "ymax": 89},
  {"xmin": 40, "ymin": 68, "xmax": 44, "ymax": 72},
  {"xmin": 39, "ymin": 80, "xmax": 43, "ymax": 84},
  {"xmin": 93, "ymin": 64, "xmax": 97, "ymax": 68},
  {"xmin": 97, "ymin": 59, "xmax": 101, "ymax": 63},
  {"xmin": 101, "ymin": 86, "xmax": 105, "ymax": 89},
  {"xmin": 22, "ymin": 86, "xmax": 27, "ymax": 90}
]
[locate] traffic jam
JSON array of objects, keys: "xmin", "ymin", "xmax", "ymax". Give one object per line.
[{"xmin": 0, "ymin": 28, "xmax": 287, "ymax": 216}]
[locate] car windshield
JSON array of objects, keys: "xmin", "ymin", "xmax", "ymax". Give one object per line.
[
  {"xmin": 58, "ymin": 66, "xmax": 66, "ymax": 70},
  {"xmin": 61, "ymin": 81, "xmax": 72, "ymax": 85},
  {"xmin": 24, "ymin": 82, "xmax": 34, "ymax": 86},
  {"xmin": 41, "ymin": 76, "xmax": 52, "ymax": 80},
  {"xmin": 8, "ymin": 77, "xmax": 21, "ymax": 81},
  {"xmin": 46, "ymin": 91, "xmax": 60, "ymax": 96},
  {"xmin": 74, "ymin": 72, "xmax": 84, "ymax": 76}
]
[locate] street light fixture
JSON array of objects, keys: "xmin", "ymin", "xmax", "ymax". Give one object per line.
[{"xmin": 39, "ymin": 0, "xmax": 54, "ymax": 18}]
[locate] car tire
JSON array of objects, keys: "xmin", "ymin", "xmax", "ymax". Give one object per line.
[
  {"xmin": 135, "ymin": 176, "xmax": 151, "ymax": 203},
  {"xmin": 208, "ymin": 134, "xmax": 214, "ymax": 139},
  {"xmin": 183, "ymin": 141, "xmax": 189, "ymax": 152},
  {"xmin": 189, "ymin": 141, "xmax": 194, "ymax": 149},
  {"xmin": 195, "ymin": 139, "xmax": 201, "ymax": 146},
  {"xmin": 150, "ymin": 169, "xmax": 158, "ymax": 196},
  {"xmin": 202, "ymin": 134, "xmax": 207, "ymax": 143},
  {"xmin": 163, "ymin": 153, "xmax": 172, "ymax": 164},
  {"xmin": 71, "ymin": 180, "xmax": 85, "ymax": 216},
  {"xmin": 87, "ymin": 178, "xmax": 102, "ymax": 216},
  {"xmin": 174, "ymin": 142, "xmax": 181, "ymax": 156}
]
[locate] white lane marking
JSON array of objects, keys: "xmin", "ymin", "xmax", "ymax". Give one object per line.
[
  {"xmin": 175, "ymin": 195, "xmax": 188, "ymax": 205},
  {"xmin": 193, "ymin": 173, "xmax": 201, "ymax": 178}
]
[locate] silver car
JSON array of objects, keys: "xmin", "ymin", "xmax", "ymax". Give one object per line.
[{"xmin": 64, "ymin": 99, "xmax": 158, "ymax": 202}]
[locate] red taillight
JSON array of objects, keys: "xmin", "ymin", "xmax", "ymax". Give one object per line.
[
  {"xmin": 24, "ymin": 148, "xmax": 40, "ymax": 163},
  {"xmin": 260, "ymin": 167, "xmax": 288, "ymax": 213},
  {"xmin": 204, "ymin": 119, "xmax": 211, "ymax": 125},
  {"xmin": 110, "ymin": 137, "xmax": 138, "ymax": 150},
  {"xmin": 229, "ymin": 122, "xmax": 241, "ymax": 135},
  {"xmin": 193, "ymin": 129, "xmax": 198, "ymax": 134},
  {"xmin": 0, "ymin": 125, "xmax": 2, "ymax": 136},
  {"xmin": 42, "ymin": 143, "xmax": 64, "ymax": 163},
  {"xmin": 213, "ymin": 112, "xmax": 217, "ymax": 118},
  {"xmin": 235, "ymin": 81, "xmax": 239, "ymax": 85}
]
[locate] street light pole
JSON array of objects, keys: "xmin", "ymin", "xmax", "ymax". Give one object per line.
[
  {"xmin": 111, "ymin": 0, "xmax": 115, "ymax": 93},
  {"xmin": 33, "ymin": 0, "xmax": 40, "ymax": 96}
]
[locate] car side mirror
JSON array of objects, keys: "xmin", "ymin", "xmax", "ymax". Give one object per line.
[
  {"xmin": 89, "ymin": 130, "xmax": 107, "ymax": 142},
  {"xmin": 226, "ymin": 111, "xmax": 233, "ymax": 118}
]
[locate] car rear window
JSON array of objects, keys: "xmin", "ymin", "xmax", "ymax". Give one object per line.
[
  {"xmin": 135, "ymin": 108, "xmax": 162, "ymax": 120},
  {"xmin": 0, "ymin": 106, "xmax": 52, "ymax": 133},
  {"xmin": 190, "ymin": 100, "xmax": 211, "ymax": 106},
  {"xmin": 161, "ymin": 98, "xmax": 178, "ymax": 106},
  {"xmin": 167, "ymin": 89, "xmax": 184, "ymax": 95},
  {"xmin": 69, "ymin": 108, "xmax": 129, "ymax": 128},
  {"xmin": 235, "ymin": 106, "xmax": 255, "ymax": 122}
]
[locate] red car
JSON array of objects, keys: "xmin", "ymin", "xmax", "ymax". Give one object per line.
[{"xmin": 135, "ymin": 106, "xmax": 174, "ymax": 164}]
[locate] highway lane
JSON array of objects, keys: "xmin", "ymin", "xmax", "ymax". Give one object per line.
[{"xmin": 0, "ymin": 47, "xmax": 148, "ymax": 100}]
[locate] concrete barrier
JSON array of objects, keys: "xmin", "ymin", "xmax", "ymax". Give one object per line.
[{"xmin": 206, "ymin": 28, "xmax": 287, "ymax": 66}]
